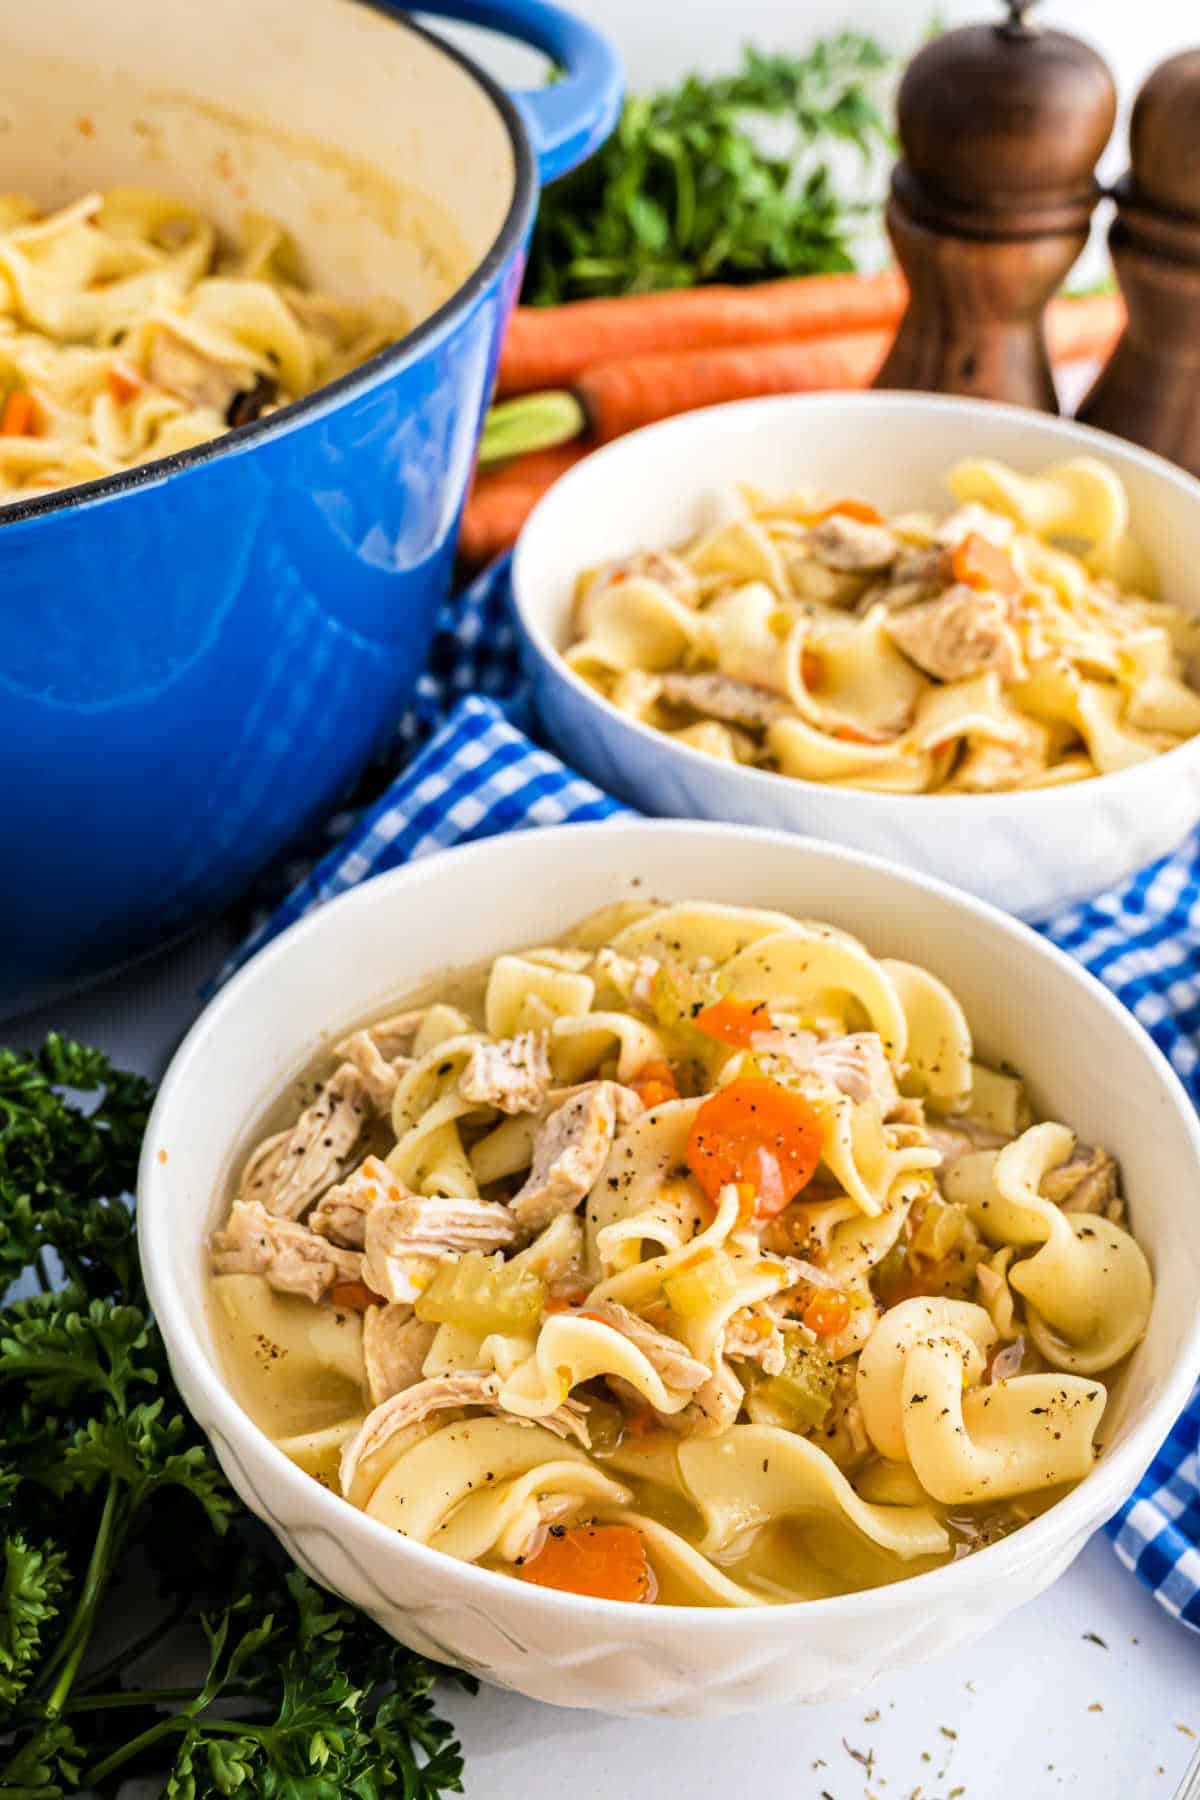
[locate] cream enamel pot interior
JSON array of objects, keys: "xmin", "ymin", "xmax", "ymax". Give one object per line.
[
  {"xmin": 139, "ymin": 820, "xmax": 1200, "ymax": 1716},
  {"xmin": 512, "ymin": 393, "xmax": 1200, "ymax": 919},
  {"xmin": 0, "ymin": 0, "xmax": 620, "ymax": 1015}
]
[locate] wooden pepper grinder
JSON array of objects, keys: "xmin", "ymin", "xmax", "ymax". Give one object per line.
[
  {"xmin": 1078, "ymin": 52, "xmax": 1200, "ymax": 473},
  {"xmin": 874, "ymin": 0, "xmax": 1116, "ymax": 409}
]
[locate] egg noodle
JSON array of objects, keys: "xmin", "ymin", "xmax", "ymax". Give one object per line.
[
  {"xmin": 0, "ymin": 187, "xmax": 406, "ymax": 501},
  {"xmin": 563, "ymin": 459, "xmax": 1200, "ymax": 795},
  {"xmin": 210, "ymin": 900, "xmax": 1153, "ymax": 1607}
]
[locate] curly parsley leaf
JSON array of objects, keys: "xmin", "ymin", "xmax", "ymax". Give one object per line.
[
  {"xmin": 0, "ymin": 1717, "xmax": 82, "ymax": 1799},
  {"xmin": 523, "ymin": 34, "xmax": 891, "ymax": 304},
  {"xmin": 0, "ymin": 1036, "xmax": 150, "ymax": 1302},
  {"xmin": 62, "ymin": 1402, "xmax": 237, "ymax": 1534},
  {"xmin": 88, "ymin": 1570, "xmax": 467, "ymax": 1800},
  {"xmin": 0, "ymin": 1042, "xmax": 468, "ymax": 1800},
  {"xmin": 0, "ymin": 1291, "xmax": 157, "ymax": 1411},
  {"xmin": 0, "ymin": 1537, "xmax": 68, "ymax": 1709}
]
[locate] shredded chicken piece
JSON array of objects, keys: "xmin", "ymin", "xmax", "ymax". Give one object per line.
[
  {"xmin": 308, "ymin": 1154, "xmax": 401, "ymax": 1249},
  {"xmin": 989, "ymin": 1335, "xmax": 1026, "ymax": 1381},
  {"xmin": 809, "ymin": 1032, "xmax": 900, "ymax": 1112},
  {"xmin": 511, "ymin": 1081, "xmax": 640, "ymax": 1235},
  {"xmin": 248, "ymin": 1063, "xmax": 372, "ymax": 1220},
  {"xmin": 893, "ymin": 543, "xmax": 952, "ymax": 588},
  {"xmin": 673, "ymin": 1358, "xmax": 744, "ymax": 1438},
  {"xmin": 806, "ymin": 513, "xmax": 899, "ymax": 572},
  {"xmin": 335, "ymin": 1010, "xmax": 429, "ymax": 1063},
  {"xmin": 927, "ymin": 1117, "xmax": 1012, "ymax": 1170},
  {"xmin": 362, "ymin": 1306, "xmax": 437, "ymax": 1406},
  {"xmin": 809, "ymin": 1362, "xmax": 871, "ymax": 1473},
  {"xmin": 584, "ymin": 1300, "xmax": 710, "ymax": 1393},
  {"xmin": 947, "ymin": 717, "xmax": 1050, "ymax": 793},
  {"xmin": 460, "ymin": 1032, "xmax": 553, "ymax": 1115},
  {"xmin": 723, "ymin": 1305, "xmax": 787, "ymax": 1377},
  {"xmin": 630, "ymin": 955, "xmax": 661, "ymax": 1011},
  {"xmin": 210, "ymin": 1199, "xmax": 362, "ymax": 1303},
  {"xmin": 363, "ymin": 1193, "xmax": 517, "ymax": 1300},
  {"xmin": 339, "ymin": 1372, "xmax": 589, "ymax": 1495},
  {"xmin": 860, "ymin": 544, "xmax": 953, "ymax": 615},
  {"xmin": 885, "ymin": 584, "xmax": 1027, "ymax": 684},
  {"xmin": 341, "ymin": 1372, "xmax": 501, "ymax": 1493},
  {"xmin": 658, "ymin": 671, "xmax": 791, "ymax": 729},
  {"xmin": 597, "ymin": 549, "xmax": 696, "ymax": 601},
  {"xmin": 335, "ymin": 1029, "xmax": 413, "ymax": 1113},
  {"xmin": 1042, "ymin": 1146, "xmax": 1120, "ymax": 1217},
  {"xmin": 976, "ymin": 1252, "xmax": 1019, "ymax": 1340},
  {"xmin": 238, "ymin": 1129, "xmax": 290, "ymax": 1205},
  {"xmin": 148, "ymin": 325, "xmax": 244, "ymax": 411}
]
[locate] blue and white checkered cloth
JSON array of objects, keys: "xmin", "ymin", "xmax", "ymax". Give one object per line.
[{"xmin": 231, "ymin": 557, "xmax": 1200, "ymax": 1633}]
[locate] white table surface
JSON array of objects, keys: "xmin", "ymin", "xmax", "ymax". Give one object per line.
[{"xmin": 12, "ymin": 925, "xmax": 1200, "ymax": 1800}]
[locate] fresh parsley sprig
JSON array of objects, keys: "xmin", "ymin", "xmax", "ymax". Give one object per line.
[
  {"xmin": 0, "ymin": 1039, "xmax": 469, "ymax": 1799},
  {"xmin": 523, "ymin": 34, "xmax": 892, "ymax": 305}
]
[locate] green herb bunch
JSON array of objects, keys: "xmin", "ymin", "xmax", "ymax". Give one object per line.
[
  {"xmin": 0, "ymin": 1037, "xmax": 468, "ymax": 1798},
  {"xmin": 522, "ymin": 35, "xmax": 892, "ymax": 305}
]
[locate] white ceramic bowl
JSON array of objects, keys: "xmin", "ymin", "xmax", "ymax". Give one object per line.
[
  {"xmin": 512, "ymin": 393, "xmax": 1200, "ymax": 919},
  {"xmin": 140, "ymin": 821, "xmax": 1200, "ymax": 1716}
]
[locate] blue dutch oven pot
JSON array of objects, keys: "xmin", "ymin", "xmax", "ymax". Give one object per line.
[{"xmin": 0, "ymin": 0, "xmax": 621, "ymax": 1016}]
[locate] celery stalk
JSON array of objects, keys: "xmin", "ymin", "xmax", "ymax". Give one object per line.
[{"xmin": 415, "ymin": 1252, "xmax": 544, "ymax": 1335}]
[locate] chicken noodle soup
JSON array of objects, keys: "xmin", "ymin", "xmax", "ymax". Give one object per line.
[
  {"xmin": 561, "ymin": 460, "xmax": 1200, "ymax": 795},
  {"xmin": 0, "ymin": 188, "xmax": 407, "ymax": 501},
  {"xmin": 210, "ymin": 901, "xmax": 1154, "ymax": 1606}
]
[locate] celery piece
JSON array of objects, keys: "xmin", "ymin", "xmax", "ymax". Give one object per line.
[
  {"xmin": 910, "ymin": 1196, "xmax": 968, "ymax": 1264},
  {"xmin": 415, "ymin": 1252, "xmax": 545, "ymax": 1336},
  {"xmin": 476, "ymin": 390, "xmax": 586, "ymax": 469},
  {"xmin": 650, "ymin": 962, "xmax": 723, "ymax": 1036},
  {"xmin": 966, "ymin": 1062, "xmax": 1030, "ymax": 1136},
  {"xmin": 581, "ymin": 1393, "xmax": 625, "ymax": 1454},
  {"xmin": 755, "ymin": 1341, "xmax": 836, "ymax": 1433},
  {"xmin": 663, "ymin": 1249, "xmax": 739, "ymax": 1319},
  {"xmin": 872, "ymin": 1241, "xmax": 909, "ymax": 1307}
]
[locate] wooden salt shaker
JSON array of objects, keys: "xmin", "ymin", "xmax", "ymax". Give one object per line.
[
  {"xmin": 874, "ymin": 0, "xmax": 1116, "ymax": 410},
  {"xmin": 1078, "ymin": 52, "xmax": 1200, "ymax": 474}
]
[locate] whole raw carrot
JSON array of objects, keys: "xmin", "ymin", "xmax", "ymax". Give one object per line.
[
  {"xmin": 497, "ymin": 270, "xmax": 907, "ymax": 397},
  {"xmin": 1045, "ymin": 291, "xmax": 1125, "ymax": 363},
  {"xmin": 458, "ymin": 442, "xmax": 591, "ymax": 566},
  {"xmin": 575, "ymin": 330, "xmax": 892, "ymax": 443}
]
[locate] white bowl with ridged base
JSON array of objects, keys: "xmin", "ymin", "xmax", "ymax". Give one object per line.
[
  {"xmin": 512, "ymin": 393, "xmax": 1200, "ymax": 919},
  {"xmin": 139, "ymin": 821, "xmax": 1200, "ymax": 1715}
]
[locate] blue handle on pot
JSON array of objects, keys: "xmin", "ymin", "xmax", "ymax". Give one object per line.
[{"xmin": 413, "ymin": 0, "xmax": 623, "ymax": 184}]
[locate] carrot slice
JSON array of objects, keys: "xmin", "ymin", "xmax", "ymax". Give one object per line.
[
  {"xmin": 629, "ymin": 1058, "xmax": 680, "ymax": 1109},
  {"xmin": 1, "ymin": 391, "xmax": 39, "ymax": 436},
  {"xmin": 693, "ymin": 996, "xmax": 769, "ymax": 1048},
  {"xmin": 329, "ymin": 1279, "xmax": 383, "ymax": 1312},
  {"xmin": 801, "ymin": 647, "xmax": 825, "ymax": 690},
  {"xmin": 107, "ymin": 361, "xmax": 144, "ymax": 403},
  {"xmin": 803, "ymin": 1291, "xmax": 852, "ymax": 1336},
  {"xmin": 734, "ymin": 1181, "xmax": 758, "ymax": 1228},
  {"xmin": 815, "ymin": 498, "xmax": 883, "ymax": 525},
  {"xmin": 686, "ymin": 1077, "xmax": 823, "ymax": 1217},
  {"xmin": 951, "ymin": 532, "xmax": 1022, "ymax": 598},
  {"xmin": 832, "ymin": 723, "xmax": 887, "ymax": 745},
  {"xmin": 517, "ymin": 1524, "xmax": 654, "ymax": 1602}
]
